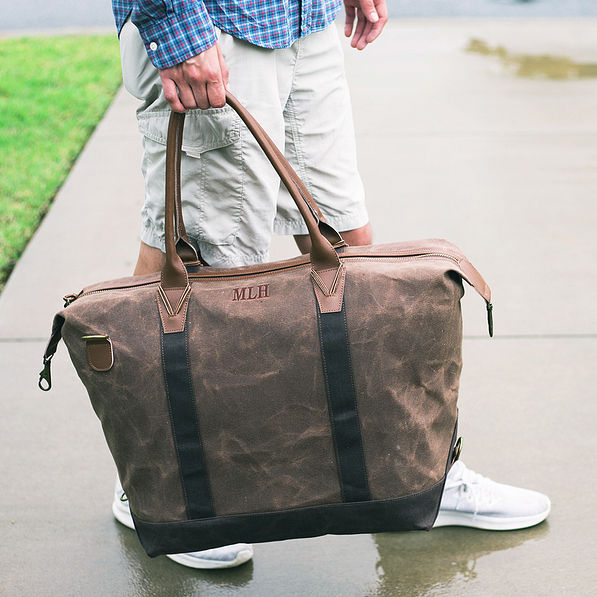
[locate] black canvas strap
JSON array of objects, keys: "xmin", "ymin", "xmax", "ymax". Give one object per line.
[
  {"xmin": 317, "ymin": 301, "xmax": 370, "ymax": 503},
  {"xmin": 161, "ymin": 322, "xmax": 214, "ymax": 519}
]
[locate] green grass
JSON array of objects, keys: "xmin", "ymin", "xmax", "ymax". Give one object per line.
[{"xmin": 0, "ymin": 35, "xmax": 123, "ymax": 292}]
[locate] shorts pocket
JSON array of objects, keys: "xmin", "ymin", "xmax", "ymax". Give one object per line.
[{"xmin": 138, "ymin": 107, "xmax": 245, "ymax": 246}]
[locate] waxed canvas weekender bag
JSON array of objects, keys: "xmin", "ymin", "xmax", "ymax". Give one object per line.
[{"xmin": 39, "ymin": 93, "xmax": 493, "ymax": 557}]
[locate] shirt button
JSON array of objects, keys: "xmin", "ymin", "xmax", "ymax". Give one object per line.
[{"xmin": 149, "ymin": 41, "xmax": 158, "ymax": 51}]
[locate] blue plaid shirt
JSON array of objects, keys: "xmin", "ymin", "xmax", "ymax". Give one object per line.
[{"xmin": 113, "ymin": 1, "xmax": 343, "ymax": 69}]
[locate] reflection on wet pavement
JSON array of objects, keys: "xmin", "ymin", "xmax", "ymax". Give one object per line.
[
  {"xmin": 466, "ymin": 38, "xmax": 597, "ymax": 79},
  {"xmin": 114, "ymin": 523, "xmax": 255, "ymax": 596},
  {"xmin": 367, "ymin": 523, "xmax": 550, "ymax": 596}
]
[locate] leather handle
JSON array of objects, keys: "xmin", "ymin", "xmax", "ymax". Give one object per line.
[
  {"xmin": 162, "ymin": 111, "xmax": 190, "ymax": 290},
  {"xmin": 161, "ymin": 92, "xmax": 343, "ymax": 289}
]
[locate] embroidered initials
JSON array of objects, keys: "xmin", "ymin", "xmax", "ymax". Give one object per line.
[{"xmin": 232, "ymin": 284, "xmax": 270, "ymax": 301}]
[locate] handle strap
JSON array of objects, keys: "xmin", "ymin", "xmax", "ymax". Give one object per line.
[{"xmin": 161, "ymin": 93, "xmax": 343, "ymax": 290}]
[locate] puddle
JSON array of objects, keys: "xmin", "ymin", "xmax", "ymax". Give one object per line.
[{"xmin": 466, "ymin": 38, "xmax": 597, "ymax": 79}]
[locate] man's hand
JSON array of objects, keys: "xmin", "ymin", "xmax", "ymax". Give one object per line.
[
  {"xmin": 344, "ymin": 0, "xmax": 388, "ymax": 50},
  {"xmin": 158, "ymin": 43, "xmax": 229, "ymax": 113}
]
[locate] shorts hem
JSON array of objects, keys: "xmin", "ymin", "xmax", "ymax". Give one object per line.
[
  {"xmin": 197, "ymin": 246, "xmax": 270, "ymax": 268},
  {"xmin": 140, "ymin": 224, "xmax": 271, "ymax": 268},
  {"xmin": 273, "ymin": 209, "xmax": 370, "ymax": 236},
  {"xmin": 140, "ymin": 221, "xmax": 166, "ymax": 253}
]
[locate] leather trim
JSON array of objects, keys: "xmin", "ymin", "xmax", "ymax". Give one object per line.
[
  {"xmin": 157, "ymin": 285, "xmax": 191, "ymax": 334},
  {"xmin": 311, "ymin": 264, "xmax": 346, "ymax": 314},
  {"xmin": 457, "ymin": 258, "xmax": 491, "ymax": 303},
  {"xmin": 132, "ymin": 478, "xmax": 445, "ymax": 557}
]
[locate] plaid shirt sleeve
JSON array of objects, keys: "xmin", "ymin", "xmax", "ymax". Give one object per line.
[{"xmin": 131, "ymin": 1, "xmax": 217, "ymax": 69}]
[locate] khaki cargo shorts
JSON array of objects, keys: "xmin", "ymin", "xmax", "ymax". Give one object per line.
[{"xmin": 120, "ymin": 20, "xmax": 368, "ymax": 267}]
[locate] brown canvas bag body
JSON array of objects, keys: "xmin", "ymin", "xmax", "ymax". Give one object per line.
[{"xmin": 40, "ymin": 94, "xmax": 493, "ymax": 557}]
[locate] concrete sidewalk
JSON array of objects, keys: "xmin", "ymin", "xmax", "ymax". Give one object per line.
[{"xmin": 1, "ymin": 19, "xmax": 596, "ymax": 596}]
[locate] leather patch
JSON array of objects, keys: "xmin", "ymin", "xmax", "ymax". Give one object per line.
[
  {"xmin": 157, "ymin": 285, "xmax": 192, "ymax": 334},
  {"xmin": 84, "ymin": 336, "xmax": 114, "ymax": 372},
  {"xmin": 311, "ymin": 264, "xmax": 346, "ymax": 314}
]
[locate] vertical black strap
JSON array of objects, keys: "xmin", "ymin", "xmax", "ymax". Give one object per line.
[
  {"xmin": 317, "ymin": 300, "xmax": 371, "ymax": 502},
  {"xmin": 161, "ymin": 322, "xmax": 214, "ymax": 519}
]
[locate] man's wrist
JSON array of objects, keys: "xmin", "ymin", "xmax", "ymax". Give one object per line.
[{"xmin": 132, "ymin": 3, "xmax": 217, "ymax": 69}]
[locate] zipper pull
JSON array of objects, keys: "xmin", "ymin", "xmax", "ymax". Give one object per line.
[
  {"xmin": 39, "ymin": 355, "xmax": 53, "ymax": 391},
  {"xmin": 63, "ymin": 292, "xmax": 80, "ymax": 307},
  {"xmin": 487, "ymin": 302, "xmax": 494, "ymax": 337}
]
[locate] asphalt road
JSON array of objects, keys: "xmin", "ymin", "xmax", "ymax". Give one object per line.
[{"xmin": 1, "ymin": 0, "xmax": 597, "ymax": 32}]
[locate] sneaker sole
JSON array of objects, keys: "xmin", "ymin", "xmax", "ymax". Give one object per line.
[
  {"xmin": 166, "ymin": 549, "xmax": 254, "ymax": 569},
  {"xmin": 433, "ymin": 504, "xmax": 551, "ymax": 531},
  {"xmin": 113, "ymin": 499, "xmax": 253, "ymax": 568}
]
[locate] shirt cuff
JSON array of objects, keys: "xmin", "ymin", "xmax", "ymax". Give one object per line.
[{"xmin": 133, "ymin": 4, "xmax": 217, "ymax": 69}]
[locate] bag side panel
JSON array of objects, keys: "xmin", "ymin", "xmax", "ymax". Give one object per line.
[
  {"xmin": 61, "ymin": 287, "xmax": 188, "ymax": 523},
  {"xmin": 344, "ymin": 260, "xmax": 463, "ymax": 500}
]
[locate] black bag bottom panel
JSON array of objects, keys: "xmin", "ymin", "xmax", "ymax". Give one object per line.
[{"xmin": 132, "ymin": 477, "xmax": 446, "ymax": 557}]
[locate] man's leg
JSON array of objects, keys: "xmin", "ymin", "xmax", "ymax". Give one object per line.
[
  {"xmin": 118, "ymin": 20, "xmax": 296, "ymax": 569},
  {"xmin": 294, "ymin": 222, "xmax": 372, "ymax": 254},
  {"xmin": 274, "ymin": 26, "xmax": 370, "ymax": 243},
  {"xmin": 133, "ymin": 242, "xmax": 163, "ymax": 275}
]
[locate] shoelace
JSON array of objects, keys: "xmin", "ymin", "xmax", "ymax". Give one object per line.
[{"xmin": 444, "ymin": 462, "xmax": 501, "ymax": 514}]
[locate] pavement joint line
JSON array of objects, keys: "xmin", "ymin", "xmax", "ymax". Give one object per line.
[
  {"xmin": 0, "ymin": 338, "xmax": 49, "ymax": 343},
  {"xmin": 464, "ymin": 334, "xmax": 597, "ymax": 340},
  {"xmin": 1, "ymin": 334, "xmax": 597, "ymax": 343},
  {"xmin": 359, "ymin": 131, "xmax": 597, "ymax": 139}
]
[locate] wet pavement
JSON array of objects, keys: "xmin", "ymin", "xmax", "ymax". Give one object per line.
[{"xmin": 1, "ymin": 19, "xmax": 597, "ymax": 596}]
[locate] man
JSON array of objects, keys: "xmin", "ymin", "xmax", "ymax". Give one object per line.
[{"xmin": 111, "ymin": 0, "xmax": 550, "ymax": 569}]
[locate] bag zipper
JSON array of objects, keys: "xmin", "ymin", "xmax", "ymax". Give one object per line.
[
  {"xmin": 43, "ymin": 252, "xmax": 492, "ymax": 391},
  {"xmin": 62, "ymin": 251, "xmax": 493, "ymax": 335},
  {"xmin": 64, "ymin": 252, "xmax": 461, "ymax": 305}
]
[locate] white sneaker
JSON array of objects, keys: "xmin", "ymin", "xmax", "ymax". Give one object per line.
[
  {"xmin": 112, "ymin": 480, "xmax": 254, "ymax": 569},
  {"xmin": 434, "ymin": 461, "xmax": 551, "ymax": 531}
]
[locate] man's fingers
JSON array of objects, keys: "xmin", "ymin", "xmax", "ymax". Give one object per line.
[
  {"xmin": 366, "ymin": 1, "xmax": 388, "ymax": 43},
  {"xmin": 350, "ymin": 10, "xmax": 367, "ymax": 48},
  {"xmin": 344, "ymin": 5, "xmax": 356, "ymax": 37},
  {"xmin": 177, "ymin": 81, "xmax": 199, "ymax": 110},
  {"xmin": 188, "ymin": 63, "xmax": 224, "ymax": 108},
  {"xmin": 188, "ymin": 81, "xmax": 209, "ymax": 110},
  {"xmin": 206, "ymin": 79, "xmax": 226, "ymax": 108},
  {"xmin": 159, "ymin": 43, "xmax": 228, "ymax": 111},
  {"xmin": 366, "ymin": 20, "xmax": 384, "ymax": 44},
  {"xmin": 357, "ymin": 21, "xmax": 374, "ymax": 50},
  {"xmin": 357, "ymin": 0, "xmax": 379, "ymax": 24},
  {"xmin": 161, "ymin": 76, "xmax": 186, "ymax": 113}
]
